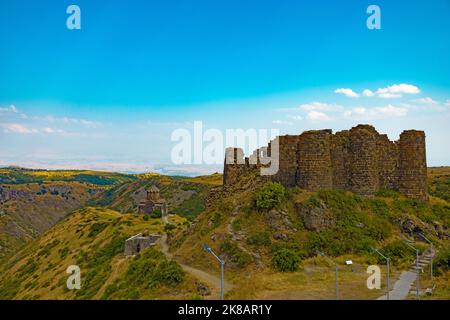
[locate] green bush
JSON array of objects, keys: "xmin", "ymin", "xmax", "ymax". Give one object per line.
[
  {"xmin": 102, "ymin": 248, "xmax": 185, "ymax": 299},
  {"xmin": 247, "ymin": 231, "xmax": 271, "ymax": 247},
  {"xmin": 272, "ymin": 248, "xmax": 301, "ymax": 272},
  {"xmin": 88, "ymin": 222, "xmax": 108, "ymax": 238},
  {"xmin": 302, "ymin": 190, "xmax": 392, "ymax": 257},
  {"xmin": 164, "ymin": 223, "xmax": 176, "ymax": 232},
  {"xmin": 150, "ymin": 209, "xmax": 162, "ymax": 219},
  {"xmin": 220, "ymin": 238, "xmax": 252, "ymax": 267},
  {"xmin": 255, "ymin": 182, "xmax": 285, "ymax": 209},
  {"xmin": 433, "ymin": 245, "xmax": 450, "ymax": 276},
  {"xmin": 380, "ymin": 241, "xmax": 415, "ymax": 266}
]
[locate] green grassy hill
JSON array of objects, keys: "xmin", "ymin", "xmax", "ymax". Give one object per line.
[
  {"xmin": 0, "ymin": 167, "xmax": 448, "ymax": 300},
  {"xmin": 0, "ymin": 167, "xmax": 138, "ymax": 259},
  {"xmin": 0, "ymin": 207, "xmax": 196, "ymax": 300},
  {"xmin": 170, "ymin": 169, "xmax": 450, "ymax": 299}
]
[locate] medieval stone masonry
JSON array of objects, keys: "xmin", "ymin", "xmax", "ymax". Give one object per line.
[{"xmin": 223, "ymin": 124, "xmax": 428, "ymax": 201}]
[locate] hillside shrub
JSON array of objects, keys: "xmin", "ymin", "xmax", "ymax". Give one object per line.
[
  {"xmin": 102, "ymin": 248, "xmax": 185, "ymax": 299},
  {"xmin": 255, "ymin": 182, "xmax": 285, "ymax": 210},
  {"xmin": 247, "ymin": 231, "xmax": 271, "ymax": 247},
  {"xmin": 220, "ymin": 237, "xmax": 252, "ymax": 267},
  {"xmin": 272, "ymin": 248, "xmax": 301, "ymax": 272},
  {"xmin": 433, "ymin": 245, "xmax": 450, "ymax": 276}
]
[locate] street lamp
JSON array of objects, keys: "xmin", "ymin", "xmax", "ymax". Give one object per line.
[
  {"xmin": 318, "ymin": 251, "xmax": 339, "ymax": 300},
  {"xmin": 372, "ymin": 247, "xmax": 390, "ymax": 300},
  {"xmin": 403, "ymin": 241, "xmax": 420, "ymax": 299},
  {"xmin": 418, "ymin": 232, "xmax": 433, "ymax": 282},
  {"xmin": 203, "ymin": 243, "xmax": 225, "ymax": 300}
]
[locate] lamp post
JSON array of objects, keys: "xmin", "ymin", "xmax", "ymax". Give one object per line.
[
  {"xmin": 372, "ymin": 247, "xmax": 390, "ymax": 300},
  {"xmin": 318, "ymin": 251, "xmax": 339, "ymax": 300},
  {"xmin": 404, "ymin": 241, "xmax": 420, "ymax": 299},
  {"xmin": 418, "ymin": 233, "xmax": 433, "ymax": 282},
  {"xmin": 203, "ymin": 243, "xmax": 225, "ymax": 300}
]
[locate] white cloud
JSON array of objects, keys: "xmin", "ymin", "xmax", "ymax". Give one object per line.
[
  {"xmin": 411, "ymin": 97, "xmax": 438, "ymax": 105},
  {"xmin": 1, "ymin": 123, "xmax": 39, "ymax": 134},
  {"xmin": 376, "ymin": 84, "xmax": 420, "ymax": 98},
  {"xmin": 272, "ymin": 119, "xmax": 293, "ymax": 125},
  {"xmin": 42, "ymin": 127, "xmax": 65, "ymax": 134},
  {"xmin": 33, "ymin": 115, "xmax": 102, "ymax": 128},
  {"xmin": 287, "ymin": 115, "xmax": 303, "ymax": 121},
  {"xmin": 344, "ymin": 104, "xmax": 408, "ymax": 120},
  {"xmin": 362, "ymin": 89, "xmax": 375, "ymax": 97},
  {"xmin": 334, "ymin": 88, "xmax": 360, "ymax": 98},
  {"xmin": 443, "ymin": 100, "xmax": 450, "ymax": 107},
  {"xmin": 299, "ymin": 102, "xmax": 343, "ymax": 112},
  {"xmin": 307, "ymin": 111, "xmax": 331, "ymax": 122},
  {"xmin": 0, "ymin": 105, "xmax": 18, "ymax": 113}
]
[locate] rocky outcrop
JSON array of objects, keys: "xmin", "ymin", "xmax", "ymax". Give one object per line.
[{"xmin": 295, "ymin": 199, "xmax": 336, "ymax": 231}]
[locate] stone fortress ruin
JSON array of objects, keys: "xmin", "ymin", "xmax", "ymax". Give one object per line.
[{"xmin": 223, "ymin": 124, "xmax": 428, "ymax": 201}]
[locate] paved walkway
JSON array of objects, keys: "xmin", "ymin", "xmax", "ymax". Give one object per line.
[
  {"xmin": 377, "ymin": 271, "xmax": 417, "ymax": 300},
  {"xmin": 158, "ymin": 215, "xmax": 234, "ymax": 299}
]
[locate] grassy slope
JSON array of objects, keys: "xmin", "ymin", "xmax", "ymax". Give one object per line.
[
  {"xmin": 0, "ymin": 167, "xmax": 137, "ymax": 259},
  {"xmin": 0, "ymin": 168, "xmax": 448, "ymax": 300},
  {"xmin": 91, "ymin": 173, "xmax": 221, "ymax": 221},
  {"xmin": 171, "ymin": 169, "xmax": 450, "ymax": 300},
  {"xmin": 0, "ymin": 167, "xmax": 137, "ymax": 186},
  {"xmin": 0, "ymin": 207, "xmax": 196, "ymax": 300}
]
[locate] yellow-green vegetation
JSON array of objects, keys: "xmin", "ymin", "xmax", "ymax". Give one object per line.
[
  {"xmin": 428, "ymin": 167, "xmax": 450, "ymax": 202},
  {"xmin": 0, "ymin": 181, "xmax": 104, "ymax": 259},
  {"xmin": 0, "ymin": 166, "xmax": 137, "ymax": 186},
  {"xmin": 91, "ymin": 174, "xmax": 212, "ymax": 221},
  {"xmin": 171, "ymin": 170, "xmax": 450, "ymax": 299},
  {"xmin": 0, "ymin": 207, "xmax": 194, "ymax": 300},
  {"xmin": 0, "ymin": 166, "xmax": 449, "ymax": 300}
]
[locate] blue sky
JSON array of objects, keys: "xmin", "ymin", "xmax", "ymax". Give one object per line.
[{"xmin": 0, "ymin": 0, "xmax": 449, "ymax": 174}]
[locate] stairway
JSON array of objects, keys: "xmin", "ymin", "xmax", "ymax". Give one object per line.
[
  {"xmin": 378, "ymin": 246, "xmax": 435, "ymax": 300},
  {"xmin": 408, "ymin": 248, "xmax": 435, "ymax": 296}
]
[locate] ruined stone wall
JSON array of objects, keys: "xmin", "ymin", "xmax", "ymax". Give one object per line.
[
  {"xmin": 271, "ymin": 135, "xmax": 301, "ymax": 187},
  {"xmin": 348, "ymin": 125, "xmax": 380, "ymax": 196},
  {"xmin": 223, "ymin": 147, "xmax": 247, "ymax": 186},
  {"xmin": 223, "ymin": 125, "xmax": 428, "ymax": 201},
  {"xmin": 330, "ymin": 130, "xmax": 351, "ymax": 190},
  {"xmin": 397, "ymin": 130, "xmax": 428, "ymax": 201},
  {"xmin": 377, "ymin": 134, "xmax": 399, "ymax": 190},
  {"xmin": 296, "ymin": 130, "xmax": 333, "ymax": 191}
]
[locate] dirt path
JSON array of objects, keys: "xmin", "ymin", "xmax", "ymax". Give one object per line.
[{"xmin": 158, "ymin": 216, "xmax": 234, "ymax": 299}]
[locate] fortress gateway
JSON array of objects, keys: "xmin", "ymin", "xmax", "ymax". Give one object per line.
[{"xmin": 223, "ymin": 125, "xmax": 428, "ymax": 201}]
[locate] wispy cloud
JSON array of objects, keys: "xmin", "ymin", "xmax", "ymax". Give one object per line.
[
  {"xmin": 1, "ymin": 123, "xmax": 39, "ymax": 134},
  {"xmin": 272, "ymin": 119, "xmax": 293, "ymax": 125},
  {"xmin": 362, "ymin": 89, "xmax": 375, "ymax": 97},
  {"xmin": 307, "ymin": 111, "xmax": 331, "ymax": 122},
  {"xmin": 411, "ymin": 97, "xmax": 438, "ymax": 105},
  {"xmin": 344, "ymin": 104, "xmax": 408, "ymax": 120},
  {"xmin": 334, "ymin": 88, "xmax": 360, "ymax": 98},
  {"xmin": 376, "ymin": 84, "xmax": 420, "ymax": 98},
  {"xmin": 299, "ymin": 102, "xmax": 343, "ymax": 112},
  {"xmin": 0, "ymin": 105, "xmax": 18, "ymax": 113},
  {"xmin": 333, "ymin": 84, "xmax": 421, "ymax": 99}
]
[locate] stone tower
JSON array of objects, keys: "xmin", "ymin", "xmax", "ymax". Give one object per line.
[
  {"xmin": 397, "ymin": 130, "xmax": 428, "ymax": 201},
  {"xmin": 348, "ymin": 125, "xmax": 379, "ymax": 196},
  {"xmin": 296, "ymin": 130, "xmax": 333, "ymax": 191}
]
